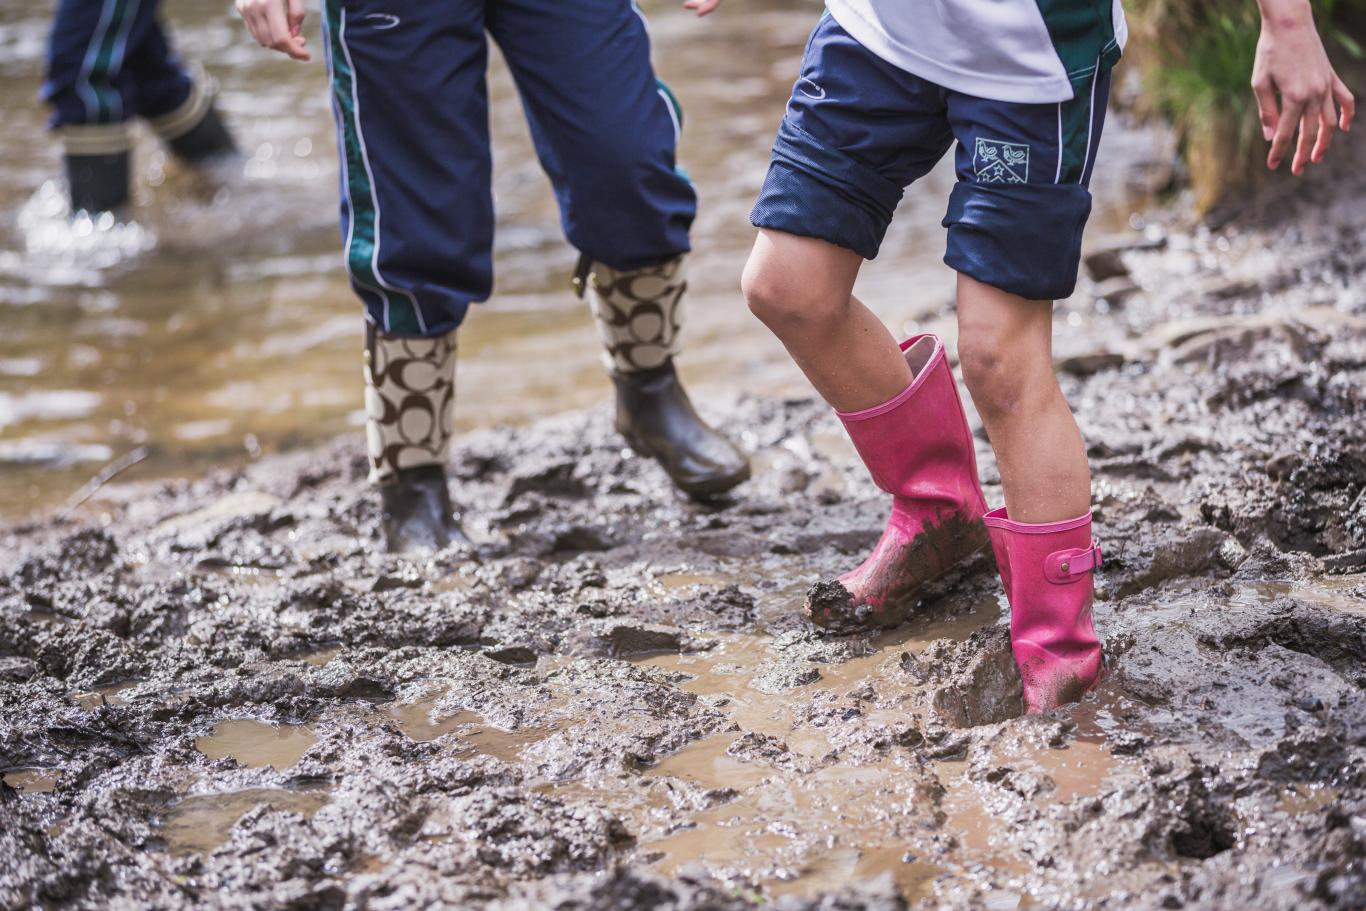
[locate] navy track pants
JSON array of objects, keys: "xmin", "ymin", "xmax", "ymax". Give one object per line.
[
  {"xmin": 44, "ymin": 0, "xmax": 194, "ymax": 131},
  {"xmin": 321, "ymin": 0, "xmax": 697, "ymax": 337}
]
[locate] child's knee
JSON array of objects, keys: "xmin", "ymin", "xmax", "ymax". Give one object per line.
[
  {"xmin": 957, "ymin": 330, "xmax": 1043, "ymax": 419},
  {"xmin": 742, "ymin": 239, "xmax": 853, "ymax": 334}
]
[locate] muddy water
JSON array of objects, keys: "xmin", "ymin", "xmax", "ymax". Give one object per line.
[
  {"xmin": 71, "ymin": 680, "xmax": 139, "ymax": 708},
  {"xmin": 385, "ymin": 697, "xmax": 556, "ymax": 762},
  {"xmin": 3, "ymin": 767, "xmax": 60, "ymax": 793},
  {"xmin": 0, "ymin": 0, "xmax": 1169, "ymax": 520},
  {"xmin": 195, "ymin": 718, "xmax": 318, "ymax": 769},
  {"xmin": 160, "ymin": 787, "xmax": 330, "ymax": 855},
  {"xmin": 613, "ymin": 600, "xmax": 1135, "ymax": 902}
]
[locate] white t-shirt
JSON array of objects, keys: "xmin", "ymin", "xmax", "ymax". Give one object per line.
[{"xmin": 825, "ymin": 0, "xmax": 1128, "ymax": 104}]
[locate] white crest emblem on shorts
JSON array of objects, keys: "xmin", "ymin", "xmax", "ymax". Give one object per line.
[{"xmin": 974, "ymin": 138, "xmax": 1029, "ymax": 184}]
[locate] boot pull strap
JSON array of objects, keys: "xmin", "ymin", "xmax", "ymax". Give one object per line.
[
  {"xmin": 1044, "ymin": 540, "xmax": 1102, "ymax": 584},
  {"xmin": 570, "ymin": 252, "xmax": 593, "ymax": 300}
]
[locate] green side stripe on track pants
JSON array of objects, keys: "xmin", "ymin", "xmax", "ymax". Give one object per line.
[
  {"xmin": 323, "ymin": 0, "xmax": 423, "ymax": 336},
  {"xmin": 85, "ymin": 0, "xmax": 134, "ymax": 122}
]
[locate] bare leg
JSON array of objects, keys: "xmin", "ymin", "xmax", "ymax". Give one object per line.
[
  {"xmin": 742, "ymin": 229, "xmax": 912, "ymax": 410},
  {"xmin": 955, "ymin": 273, "xmax": 1090, "ymax": 523},
  {"xmin": 744, "ymin": 229, "xmax": 990, "ymax": 632}
]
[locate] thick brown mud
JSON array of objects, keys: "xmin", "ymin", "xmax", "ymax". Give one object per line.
[{"xmin": 4, "ymin": 142, "xmax": 1366, "ymax": 906}]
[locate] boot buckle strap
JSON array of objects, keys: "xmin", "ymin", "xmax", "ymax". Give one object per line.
[
  {"xmin": 1045, "ymin": 540, "xmax": 1102, "ymax": 584},
  {"xmin": 570, "ymin": 252, "xmax": 593, "ymax": 299}
]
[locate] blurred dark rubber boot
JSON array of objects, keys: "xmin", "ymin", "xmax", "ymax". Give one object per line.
[
  {"xmin": 166, "ymin": 103, "xmax": 237, "ymax": 165},
  {"xmin": 379, "ymin": 465, "xmax": 469, "ymax": 553},
  {"xmin": 612, "ymin": 360, "xmax": 750, "ymax": 500},
  {"xmin": 65, "ymin": 151, "xmax": 130, "ymax": 215}
]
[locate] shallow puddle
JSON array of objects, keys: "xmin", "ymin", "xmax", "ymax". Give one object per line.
[
  {"xmin": 23, "ymin": 609, "xmax": 73, "ymax": 624},
  {"xmin": 656, "ymin": 570, "xmax": 735, "ymax": 592},
  {"xmin": 1277, "ymin": 782, "xmax": 1340, "ymax": 815},
  {"xmin": 642, "ymin": 799, "xmax": 770, "ymax": 879},
  {"xmin": 849, "ymin": 846, "xmax": 945, "ymax": 904},
  {"xmin": 299, "ymin": 645, "xmax": 342, "ymax": 667},
  {"xmin": 72, "ymin": 681, "xmax": 140, "ymax": 709},
  {"xmin": 160, "ymin": 787, "xmax": 330, "ymax": 855},
  {"xmin": 645, "ymin": 733, "xmax": 774, "ymax": 792},
  {"xmin": 1233, "ymin": 578, "xmax": 1366, "ymax": 617},
  {"xmin": 1034, "ymin": 738, "xmax": 1121, "ymax": 803},
  {"xmin": 3, "ymin": 768, "xmax": 60, "ymax": 793},
  {"xmin": 624, "ymin": 596, "xmax": 1088, "ymax": 899},
  {"xmin": 195, "ymin": 719, "xmax": 318, "ymax": 769},
  {"xmin": 639, "ymin": 762, "xmax": 962, "ymax": 902},
  {"xmin": 638, "ymin": 595, "xmax": 1002, "ymax": 746},
  {"xmin": 385, "ymin": 697, "xmax": 553, "ymax": 764}
]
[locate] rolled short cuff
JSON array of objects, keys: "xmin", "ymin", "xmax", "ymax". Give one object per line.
[
  {"xmin": 943, "ymin": 181, "xmax": 1093, "ymax": 301},
  {"xmin": 750, "ymin": 119, "xmax": 902, "ymax": 261}
]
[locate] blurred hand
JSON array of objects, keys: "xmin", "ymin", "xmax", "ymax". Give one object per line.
[
  {"xmin": 238, "ymin": 0, "xmax": 311, "ymax": 61},
  {"xmin": 683, "ymin": 0, "xmax": 722, "ymax": 17},
  {"xmin": 1252, "ymin": 0, "xmax": 1354, "ymax": 175}
]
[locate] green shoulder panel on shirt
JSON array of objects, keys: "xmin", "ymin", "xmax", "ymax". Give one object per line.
[{"xmin": 1033, "ymin": 0, "xmax": 1123, "ymax": 94}]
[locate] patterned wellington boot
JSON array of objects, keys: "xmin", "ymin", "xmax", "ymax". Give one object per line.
[
  {"xmin": 363, "ymin": 324, "xmax": 469, "ymax": 553},
  {"xmin": 984, "ymin": 508, "xmax": 1104, "ymax": 713},
  {"xmin": 580, "ymin": 254, "xmax": 750, "ymax": 500},
  {"xmin": 805, "ymin": 334, "xmax": 990, "ymax": 632}
]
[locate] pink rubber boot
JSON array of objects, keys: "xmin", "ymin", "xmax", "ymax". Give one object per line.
[
  {"xmin": 805, "ymin": 334, "xmax": 990, "ymax": 632},
  {"xmin": 984, "ymin": 508, "xmax": 1104, "ymax": 713}
]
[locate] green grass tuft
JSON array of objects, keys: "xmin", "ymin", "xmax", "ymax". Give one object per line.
[{"xmin": 1128, "ymin": 0, "xmax": 1365, "ymax": 211}]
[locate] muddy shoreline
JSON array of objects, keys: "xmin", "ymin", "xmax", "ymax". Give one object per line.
[{"xmin": 4, "ymin": 134, "xmax": 1366, "ymax": 911}]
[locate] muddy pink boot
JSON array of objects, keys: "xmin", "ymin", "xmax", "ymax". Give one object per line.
[
  {"xmin": 984, "ymin": 508, "xmax": 1104, "ymax": 713},
  {"xmin": 805, "ymin": 334, "xmax": 990, "ymax": 632}
]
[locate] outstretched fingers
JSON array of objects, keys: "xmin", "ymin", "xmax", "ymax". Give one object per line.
[
  {"xmin": 1334, "ymin": 75, "xmax": 1356, "ymax": 132},
  {"xmin": 1312, "ymin": 98, "xmax": 1337, "ymax": 163},
  {"xmin": 1291, "ymin": 98, "xmax": 1321, "ymax": 175},
  {"xmin": 1252, "ymin": 75, "xmax": 1279, "ymax": 142},
  {"xmin": 1267, "ymin": 94, "xmax": 1303, "ymax": 171}
]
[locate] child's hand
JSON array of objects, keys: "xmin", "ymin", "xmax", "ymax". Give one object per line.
[
  {"xmin": 1251, "ymin": 0, "xmax": 1354, "ymax": 175},
  {"xmin": 238, "ymin": 0, "xmax": 311, "ymax": 61},
  {"xmin": 683, "ymin": 0, "xmax": 722, "ymax": 17}
]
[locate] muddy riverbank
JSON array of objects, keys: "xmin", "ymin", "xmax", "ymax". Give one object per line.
[{"xmin": 4, "ymin": 135, "xmax": 1366, "ymax": 907}]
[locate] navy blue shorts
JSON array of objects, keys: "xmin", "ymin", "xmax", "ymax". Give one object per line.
[{"xmin": 751, "ymin": 13, "xmax": 1112, "ymax": 302}]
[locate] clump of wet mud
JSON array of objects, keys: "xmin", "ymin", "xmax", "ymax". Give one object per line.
[{"xmin": 5, "ymin": 173, "xmax": 1366, "ymax": 911}]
